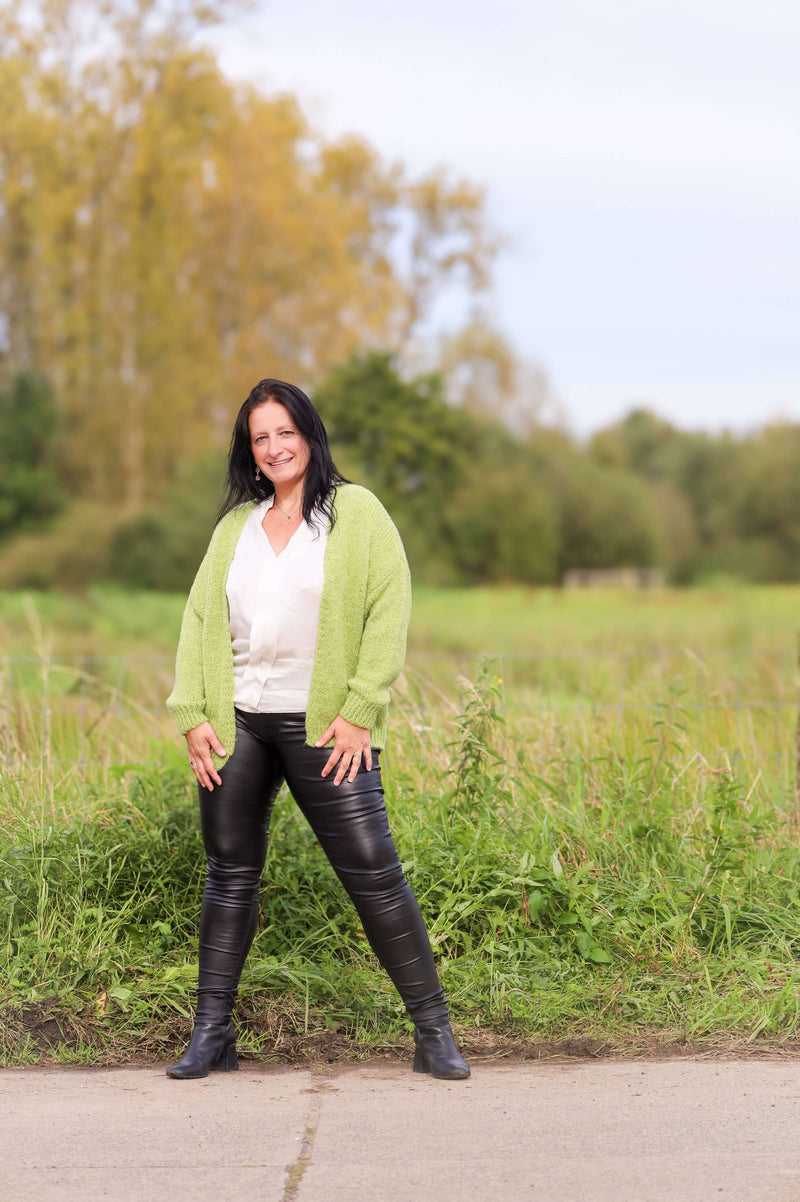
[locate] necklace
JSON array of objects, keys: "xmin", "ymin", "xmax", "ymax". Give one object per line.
[{"xmin": 274, "ymin": 498, "xmax": 299, "ymax": 523}]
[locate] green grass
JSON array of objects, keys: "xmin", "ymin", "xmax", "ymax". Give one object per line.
[
  {"xmin": 2, "ymin": 579, "xmax": 800, "ymax": 657},
  {"xmin": 2, "ymin": 584, "xmax": 800, "ymax": 1064}
]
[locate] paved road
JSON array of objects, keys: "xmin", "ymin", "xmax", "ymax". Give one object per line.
[{"xmin": 3, "ymin": 1058, "xmax": 800, "ymax": 1201}]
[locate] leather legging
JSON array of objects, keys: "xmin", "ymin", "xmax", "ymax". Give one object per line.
[{"xmin": 195, "ymin": 709, "xmax": 447, "ymax": 1026}]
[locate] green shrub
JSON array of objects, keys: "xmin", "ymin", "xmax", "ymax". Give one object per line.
[
  {"xmin": 0, "ymin": 371, "xmax": 64, "ymax": 541},
  {"xmin": 0, "ymin": 501, "xmax": 121, "ymax": 590},
  {"xmin": 105, "ymin": 452, "xmax": 224, "ymax": 590}
]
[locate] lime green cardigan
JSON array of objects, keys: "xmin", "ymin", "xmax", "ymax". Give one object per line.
[{"xmin": 166, "ymin": 484, "xmax": 411, "ymax": 767}]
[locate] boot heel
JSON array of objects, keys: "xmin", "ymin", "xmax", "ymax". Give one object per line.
[
  {"xmin": 412, "ymin": 1021, "xmax": 470, "ymax": 1080},
  {"xmin": 413, "ymin": 1047, "xmax": 430, "ymax": 1075},
  {"xmin": 211, "ymin": 1043, "xmax": 239, "ymax": 1073}
]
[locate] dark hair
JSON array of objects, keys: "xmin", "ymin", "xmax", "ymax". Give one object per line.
[{"xmin": 217, "ymin": 379, "xmax": 348, "ymax": 525}]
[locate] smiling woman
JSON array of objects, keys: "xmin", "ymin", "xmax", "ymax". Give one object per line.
[
  {"xmin": 249, "ymin": 403, "xmax": 312, "ymax": 554},
  {"xmin": 164, "ymin": 378, "xmax": 470, "ymax": 1081},
  {"xmin": 252, "ymin": 406, "xmax": 310, "ymax": 488}
]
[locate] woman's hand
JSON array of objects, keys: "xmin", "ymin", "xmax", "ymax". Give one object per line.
[
  {"xmin": 315, "ymin": 716, "xmax": 372, "ymax": 785},
  {"xmin": 185, "ymin": 722, "xmax": 227, "ymax": 791}
]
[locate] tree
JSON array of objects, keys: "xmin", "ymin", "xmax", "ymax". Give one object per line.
[
  {"xmin": 315, "ymin": 351, "xmax": 558, "ymax": 584},
  {"xmin": 549, "ymin": 455, "xmax": 662, "ymax": 574},
  {"xmin": 445, "ymin": 459, "xmax": 558, "ymax": 584},
  {"xmin": 439, "ymin": 319, "xmax": 563, "ymax": 438},
  {"xmin": 0, "ymin": 0, "xmax": 496, "ymax": 507},
  {"xmin": 590, "ymin": 408, "xmax": 682, "ymax": 480},
  {"xmin": 733, "ymin": 424, "xmax": 800, "ymax": 580},
  {"xmin": 315, "ymin": 351, "xmax": 468, "ymax": 505},
  {"xmin": 0, "ymin": 371, "xmax": 64, "ymax": 538}
]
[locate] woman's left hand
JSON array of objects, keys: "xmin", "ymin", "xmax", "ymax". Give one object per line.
[{"xmin": 315, "ymin": 716, "xmax": 373, "ymax": 785}]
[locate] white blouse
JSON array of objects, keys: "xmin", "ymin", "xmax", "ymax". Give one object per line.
[{"xmin": 226, "ymin": 497, "xmax": 328, "ymax": 713}]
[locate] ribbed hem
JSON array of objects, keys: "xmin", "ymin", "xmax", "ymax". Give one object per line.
[
  {"xmin": 339, "ymin": 692, "xmax": 382, "ymax": 731},
  {"xmin": 168, "ymin": 704, "xmax": 208, "ymax": 734}
]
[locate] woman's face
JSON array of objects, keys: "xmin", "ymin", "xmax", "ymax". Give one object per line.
[{"xmin": 249, "ymin": 400, "xmax": 311, "ymax": 493}]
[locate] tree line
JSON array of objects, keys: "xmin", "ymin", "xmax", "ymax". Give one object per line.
[{"xmin": 3, "ymin": 354, "xmax": 800, "ymax": 590}]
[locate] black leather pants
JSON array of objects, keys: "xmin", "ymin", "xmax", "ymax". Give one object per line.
[{"xmin": 196, "ymin": 710, "xmax": 447, "ymax": 1026}]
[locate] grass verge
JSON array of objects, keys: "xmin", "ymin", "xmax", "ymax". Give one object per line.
[{"xmin": 3, "ymin": 664, "xmax": 800, "ymax": 1065}]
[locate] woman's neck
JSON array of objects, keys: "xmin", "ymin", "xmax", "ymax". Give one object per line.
[{"xmin": 272, "ymin": 483, "xmax": 305, "ymax": 514}]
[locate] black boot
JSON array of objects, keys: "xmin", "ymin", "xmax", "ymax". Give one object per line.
[
  {"xmin": 166, "ymin": 885, "xmax": 259, "ymax": 1081},
  {"xmin": 413, "ymin": 1018, "xmax": 470, "ymax": 1080},
  {"xmin": 166, "ymin": 1016, "xmax": 238, "ymax": 1079}
]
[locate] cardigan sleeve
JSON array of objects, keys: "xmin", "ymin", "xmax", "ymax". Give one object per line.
[
  {"xmin": 165, "ymin": 545, "xmax": 212, "ymax": 734},
  {"xmin": 339, "ymin": 508, "xmax": 412, "ymax": 731}
]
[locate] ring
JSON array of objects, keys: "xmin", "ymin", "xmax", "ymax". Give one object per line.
[{"xmin": 189, "ymin": 759, "xmax": 196, "ymax": 766}]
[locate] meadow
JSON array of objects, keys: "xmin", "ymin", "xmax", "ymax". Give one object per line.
[{"xmin": 2, "ymin": 583, "xmax": 800, "ymax": 1065}]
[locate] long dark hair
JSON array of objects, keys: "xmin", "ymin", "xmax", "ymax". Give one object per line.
[{"xmin": 217, "ymin": 379, "xmax": 348, "ymax": 525}]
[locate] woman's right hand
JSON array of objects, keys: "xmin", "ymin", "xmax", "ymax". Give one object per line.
[{"xmin": 185, "ymin": 723, "xmax": 227, "ymax": 791}]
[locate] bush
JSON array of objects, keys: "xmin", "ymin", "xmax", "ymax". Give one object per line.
[
  {"xmin": 551, "ymin": 457, "xmax": 661, "ymax": 573},
  {"xmin": 0, "ymin": 371, "xmax": 65, "ymax": 540},
  {"xmin": 0, "ymin": 501, "xmax": 121, "ymax": 590},
  {"xmin": 445, "ymin": 463, "xmax": 559, "ymax": 584},
  {"xmin": 105, "ymin": 452, "xmax": 225, "ymax": 590}
]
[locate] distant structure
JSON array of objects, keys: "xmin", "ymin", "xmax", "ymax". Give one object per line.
[{"xmin": 563, "ymin": 567, "xmax": 665, "ymax": 589}]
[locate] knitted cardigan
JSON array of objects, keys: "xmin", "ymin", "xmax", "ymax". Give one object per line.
[{"xmin": 166, "ymin": 484, "xmax": 411, "ymax": 767}]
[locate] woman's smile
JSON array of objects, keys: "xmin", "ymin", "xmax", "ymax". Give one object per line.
[{"xmin": 249, "ymin": 400, "xmax": 311, "ymax": 491}]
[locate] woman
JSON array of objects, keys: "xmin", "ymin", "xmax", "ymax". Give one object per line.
[{"xmin": 165, "ymin": 378, "xmax": 469, "ymax": 1081}]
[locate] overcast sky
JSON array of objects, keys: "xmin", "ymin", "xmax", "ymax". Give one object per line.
[{"xmin": 206, "ymin": 0, "xmax": 799, "ymax": 435}]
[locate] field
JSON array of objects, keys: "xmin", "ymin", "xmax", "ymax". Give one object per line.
[{"xmin": 2, "ymin": 583, "xmax": 800, "ymax": 1065}]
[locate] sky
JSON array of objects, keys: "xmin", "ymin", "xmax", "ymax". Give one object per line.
[{"xmin": 206, "ymin": 0, "xmax": 799, "ymax": 435}]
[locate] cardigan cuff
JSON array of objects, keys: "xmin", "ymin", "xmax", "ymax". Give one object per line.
[
  {"xmin": 340, "ymin": 692, "xmax": 382, "ymax": 732},
  {"xmin": 168, "ymin": 703, "xmax": 209, "ymax": 735}
]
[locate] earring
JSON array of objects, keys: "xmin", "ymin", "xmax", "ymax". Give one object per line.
[{"xmin": 255, "ymin": 466, "xmax": 261, "ymax": 481}]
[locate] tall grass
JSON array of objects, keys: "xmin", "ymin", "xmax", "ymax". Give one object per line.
[{"xmin": 2, "ymin": 586, "xmax": 800, "ymax": 1064}]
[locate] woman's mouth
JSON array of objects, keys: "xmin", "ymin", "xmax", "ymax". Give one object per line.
[{"xmin": 268, "ymin": 458, "xmax": 292, "ymax": 467}]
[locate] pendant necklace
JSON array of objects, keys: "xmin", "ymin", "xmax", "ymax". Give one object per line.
[{"xmin": 275, "ymin": 499, "xmax": 298, "ymax": 524}]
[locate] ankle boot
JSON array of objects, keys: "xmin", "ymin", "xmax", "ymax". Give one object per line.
[
  {"xmin": 413, "ymin": 1018, "xmax": 470, "ymax": 1080},
  {"xmin": 166, "ymin": 1018, "xmax": 238, "ymax": 1080},
  {"xmin": 166, "ymin": 866, "xmax": 260, "ymax": 1080}
]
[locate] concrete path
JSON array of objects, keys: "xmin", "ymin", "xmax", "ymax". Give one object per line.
[{"xmin": 3, "ymin": 1058, "xmax": 800, "ymax": 1201}]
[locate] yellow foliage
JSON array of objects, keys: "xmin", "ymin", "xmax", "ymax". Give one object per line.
[{"xmin": 0, "ymin": 0, "xmax": 495, "ymax": 505}]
